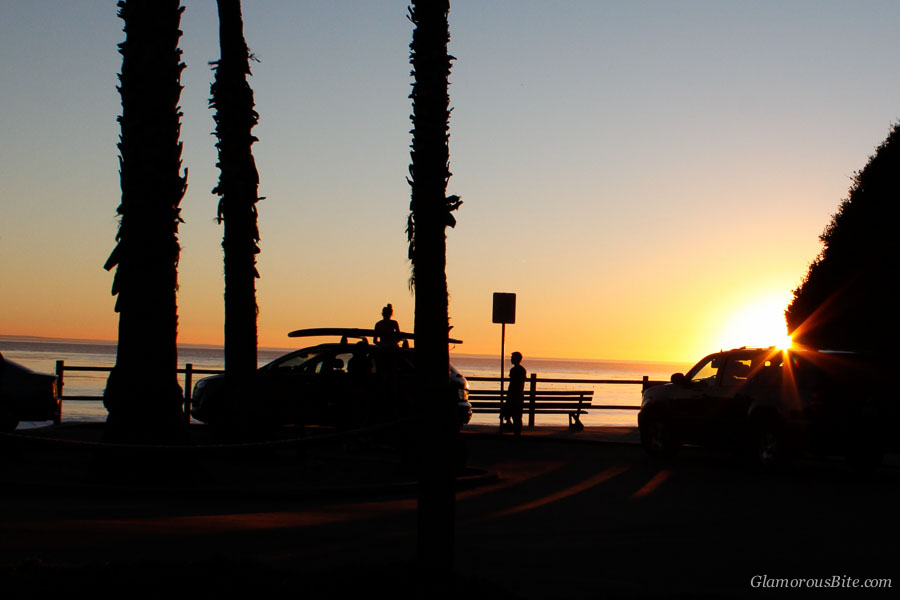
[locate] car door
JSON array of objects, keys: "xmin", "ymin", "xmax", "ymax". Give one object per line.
[
  {"xmin": 258, "ymin": 348, "xmax": 321, "ymax": 421},
  {"xmin": 671, "ymin": 355, "xmax": 723, "ymax": 442},
  {"xmin": 703, "ymin": 353, "xmax": 758, "ymax": 444},
  {"xmin": 294, "ymin": 349, "xmax": 354, "ymax": 425}
]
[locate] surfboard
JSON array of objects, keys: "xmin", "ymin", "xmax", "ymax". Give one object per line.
[{"xmin": 287, "ymin": 327, "xmax": 462, "ymax": 344}]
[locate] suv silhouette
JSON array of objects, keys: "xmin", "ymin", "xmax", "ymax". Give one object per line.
[{"xmin": 638, "ymin": 346, "xmax": 894, "ymax": 468}]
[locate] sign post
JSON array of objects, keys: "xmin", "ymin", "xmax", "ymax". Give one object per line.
[{"xmin": 492, "ymin": 292, "xmax": 516, "ymax": 430}]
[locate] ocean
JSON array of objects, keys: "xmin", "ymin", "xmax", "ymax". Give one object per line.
[{"xmin": 0, "ymin": 337, "xmax": 691, "ymax": 429}]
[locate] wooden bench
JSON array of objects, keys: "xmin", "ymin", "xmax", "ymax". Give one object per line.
[{"xmin": 468, "ymin": 388, "xmax": 594, "ymax": 431}]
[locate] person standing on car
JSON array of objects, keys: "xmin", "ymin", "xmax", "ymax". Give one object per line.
[
  {"xmin": 507, "ymin": 352, "xmax": 526, "ymax": 436},
  {"xmin": 374, "ymin": 303, "xmax": 400, "ymax": 347},
  {"xmin": 374, "ymin": 304, "xmax": 401, "ymax": 418}
]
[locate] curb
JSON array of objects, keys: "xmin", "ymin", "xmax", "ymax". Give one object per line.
[{"xmin": 460, "ymin": 429, "xmax": 640, "ymax": 447}]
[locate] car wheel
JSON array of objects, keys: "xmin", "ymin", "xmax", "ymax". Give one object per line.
[
  {"xmin": 846, "ymin": 427, "xmax": 884, "ymax": 471},
  {"xmin": 847, "ymin": 444, "xmax": 884, "ymax": 471},
  {"xmin": 0, "ymin": 402, "xmax": 18, "ymax": 433},
  {"xmin": 455, "ymin": 437, "xmax": 469, "ymax": 473},
  {"xmin": 749, "ymin": 418, "xmax": 786, "ymax": 470},
  {"xmin": 640, "ymin": 418, "xmax": 679, "ymax": 459},
  {"xmin": 845, "ymin": 407, "xmax": 886, "ymax": 471}
]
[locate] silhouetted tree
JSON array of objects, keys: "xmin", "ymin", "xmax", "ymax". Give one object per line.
[
  {"xmin": 406, "ymin": 0, "xmax": 462, "ymax": 575},
  {"xmin": 103, "ymin": 0, "xmax": 187, "ymax": 443},
  {"xmin": 786, "ymin": 123, "xmax": 900, "ymax": 353},
  {"xmin": 210, "ymin": 0, "xmax": 261, "ymax": 420}
]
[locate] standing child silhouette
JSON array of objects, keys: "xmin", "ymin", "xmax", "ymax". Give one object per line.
[{"xmin": 507, "ymin": 351, "xmax": 526, "ymax": 436}]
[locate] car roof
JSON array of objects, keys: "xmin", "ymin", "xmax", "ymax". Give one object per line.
[{"xmin": 719, "ymin": 346, "xmax": 778, "ymax": 353}]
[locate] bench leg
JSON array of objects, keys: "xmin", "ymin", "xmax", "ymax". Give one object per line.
[{"xmin": 568, "ymin": 412, "xmax": 584, "ymax": 432}]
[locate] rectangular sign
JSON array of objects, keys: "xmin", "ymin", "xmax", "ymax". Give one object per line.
[{"xmin": 492, "ymin": 292, "xmax": 516, "ymax": 324}]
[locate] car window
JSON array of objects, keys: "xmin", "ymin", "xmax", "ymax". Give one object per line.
[
  {"xmin": 271, "ymin": 351, "xmax": 319, "ymax": 371},
  {"xmin": 753, "ymin": 361, "xmax": 783, "ymax": 386},
  {"xmin": 302, "ymin": 352, "xmax": 353, "ymax": 374},
  {"xmin": 348, "ymin": 351, "xmax": 376, "ymax": 376},
  {"xmin": 371, "ymin": 350, "xmax": 414, "ymax": 374},
  {"xmin": 689, "ymin": 357, "xmax": 720, "ymax": 385},
  {"xmin": 720, "ymin": 358, "xmax": 753, "ymax": 386}
]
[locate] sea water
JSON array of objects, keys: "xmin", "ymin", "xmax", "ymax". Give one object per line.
[{"xmin": 0, "ymin": 338, "xmax": 691, "ymax": 429}]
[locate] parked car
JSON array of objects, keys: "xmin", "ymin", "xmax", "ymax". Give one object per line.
[
  {"xmin": 0, "ymin": 352, "xmax": 59, "ymax": 431},
  {"xmin": 191, "ymin": 329, "xmax": 472, "ymax": 429},
  {"xmin": 638, "ymin": 346, "xmax": 894, "ymax": 468}
]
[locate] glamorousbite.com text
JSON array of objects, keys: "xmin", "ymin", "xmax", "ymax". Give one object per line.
[{"xmin": 750, "ymin": 575, "xmax": 891, "ymax": 589}]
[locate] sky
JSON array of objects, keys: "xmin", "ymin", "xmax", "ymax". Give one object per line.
[{"xmin": 2, "ymin": 0, "xmax": 900, "ymax": 363}]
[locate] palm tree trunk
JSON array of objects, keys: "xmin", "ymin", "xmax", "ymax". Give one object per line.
[
  {"xmin": 407, "ymin": 0, "xmax": 462, "ymax": 577},
  {"xmin": 103, "ymin": 0, "xmax": 187, "ymax": 444},
  {"xmin": 211, "ymin": 0, "xmax": 261, "ymax": 423}
]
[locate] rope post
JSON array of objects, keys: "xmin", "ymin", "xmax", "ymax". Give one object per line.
[
  {"xmin": 183, "ymin": 363, "xmax": 193, "ymax": 426},
  {"xmin": 528, "ymin": 372, "xmax": 537, "ymax": 428},
  {"xmin": 54, "ymin": 360, "xmax": 64, "ymax": 424}
]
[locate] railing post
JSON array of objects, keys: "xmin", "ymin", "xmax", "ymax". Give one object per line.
[
  {"xmin": 528, "ymin": 372, "xmax": 537, "ymax": 428},
  {"xmin": 183, "ymin": 363, "xmax": 193, "ymax": 425},
  {"xmin": 54, "ymin": 360, "xmax": 64, "ymax": 424},
  {"xmin": 642, "ymin": 375, "xmax": 649, "ymax": 392}
]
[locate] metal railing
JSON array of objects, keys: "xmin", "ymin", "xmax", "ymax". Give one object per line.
[
  {"xmin": 54, "ymin": 360, "xmax": 223, "ymax": 424},
  {"xmin": 52, "ymin": 360, "xmax": 667, "ymax": 426}
]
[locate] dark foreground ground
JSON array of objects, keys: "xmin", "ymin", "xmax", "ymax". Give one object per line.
[{"xmin": 1, "ymin": 423, "xmax": 898, "ymax": 598}]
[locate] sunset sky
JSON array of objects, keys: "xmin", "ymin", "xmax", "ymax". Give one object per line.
[{"xmin": 2, "ymin": 1, "xmax": 900, "ymax": 362}]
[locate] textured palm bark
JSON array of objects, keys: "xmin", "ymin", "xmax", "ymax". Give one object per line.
[
  {"xmin": 407, "ymin": 0, "xmax": 460, "ymax": 574},
  {"xmin": 103, "ymin": 0, "xmax": 187, "ymax": 443},
  {"xmin": 211, "ymin": 0, "xmax": 261, "ymax": 417}
]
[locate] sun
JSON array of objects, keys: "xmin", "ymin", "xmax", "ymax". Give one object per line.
[{"xmin": 716, "ymin": 293, "xmax": 792, "ymax": 350}]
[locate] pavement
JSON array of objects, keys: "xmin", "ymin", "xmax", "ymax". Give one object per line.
[
  {"xmin": 2, "ymin": 422, "xmax": 899, "ymax": 598},
  {"xmin": 463, "ymin": 423, "xmax": 641, "ymax": 445},
  {"xmin": 0, "ymin": 422, "xmax": 641, "ymax": 497}
]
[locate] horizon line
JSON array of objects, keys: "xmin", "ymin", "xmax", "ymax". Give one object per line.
[{"xmin": 0, "ymin": 333, "xmax": 690, "ymax": 365}]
